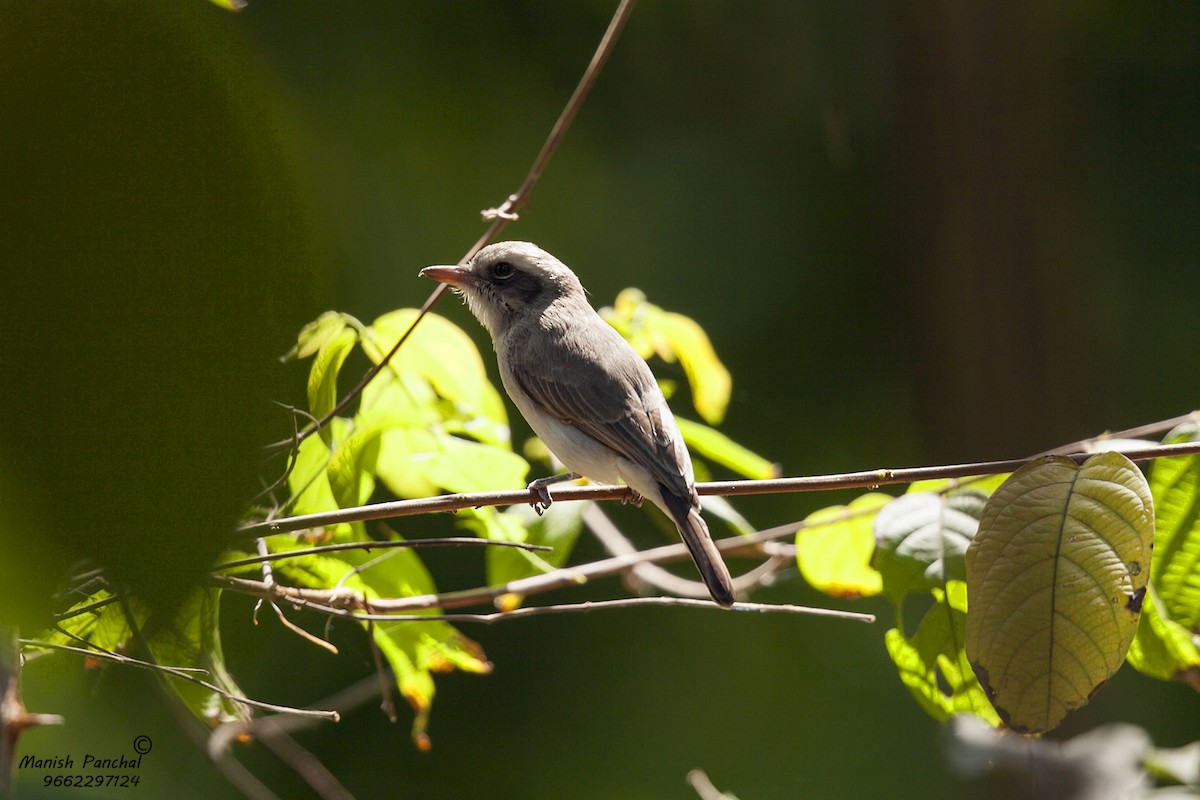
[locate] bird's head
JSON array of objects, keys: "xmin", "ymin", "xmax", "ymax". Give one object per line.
[{"xmin": 420, "ymin": 241, "xmax": 586, "ymax": 339}]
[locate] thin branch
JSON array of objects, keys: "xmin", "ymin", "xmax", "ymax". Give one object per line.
[
  {"xmin": 217, "ymin": 516, "xmax": 813, "ymax": 614},
  {"xmin": 213, "ymin": 537, "xmax": 551, "ymax": 572},
  {"xmin": 274, "ymin": 0, "xmax": 639, "ymax": 452},
  {"xmin": 214, "ymin": 583, "xmax": 873, "ymax": 625},
  {"xmin": 236, "ymin": 437, "xmax": 1200, "ymax": 539},
  {"xmin": 21, "ymin": 640, "xmax": 339, "ymax": 722}
]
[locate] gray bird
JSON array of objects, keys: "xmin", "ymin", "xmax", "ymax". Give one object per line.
[{"xmin": 421, "ymin": 241, "xmax": 736, "ymax": 606}]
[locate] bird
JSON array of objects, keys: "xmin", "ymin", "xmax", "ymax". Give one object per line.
[{"xmin": 420, "ymin": 241, "xmax": 737, "ymax": 606}]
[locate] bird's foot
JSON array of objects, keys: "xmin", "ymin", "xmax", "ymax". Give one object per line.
[
  {"xmin": 526, "ymin": 473, "xmax": 581, "ymax": 515},
  {"xmin": 624, "ymin": 490, "xmax": 643, "ymax": 508}
]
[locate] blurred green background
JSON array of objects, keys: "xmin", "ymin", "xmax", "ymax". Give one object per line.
[{"xmin": 2, "ymin": 1, "xmax": 1197, "ymax": 798}]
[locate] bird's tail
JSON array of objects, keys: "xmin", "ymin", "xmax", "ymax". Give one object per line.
[
  {"xmin": 658, "ymin": 484, "xmax": 736, "ymax": 606},
  {"xmin": 680, "ymin": 507, "xmax": 737, "ymax": 607}
]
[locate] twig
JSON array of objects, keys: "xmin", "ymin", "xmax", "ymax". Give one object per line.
[
  {"xmin": 217, "ymin": 516, "xmax": 816, "ymax": 614},
  {"xmin": 20, "ymin": 640, "xmax": 339, "ymax": 721},
  {"xmin": 236, "ymin": 437, "xmax": 1200, "ymax": 539},
  {"xmin": 213, "ymin": 537, "xmax": 551, "ymax": 572},
  {"xmin": 274, "ymin": 0, "xmax": 639, "ymax": 452},
  {"xmin": 213, "ymin": 583, "xmax": 873, "ymax": 625}
]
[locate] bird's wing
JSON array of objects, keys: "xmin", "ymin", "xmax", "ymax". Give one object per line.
[{"xmin": 512, "ymin": 324, "xmax": 693, "ymax": 499}]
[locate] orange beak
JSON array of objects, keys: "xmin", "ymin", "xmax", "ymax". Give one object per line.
[{"xmin": 419, "ymin": 265, "xmax": 471, "ymax": 286}]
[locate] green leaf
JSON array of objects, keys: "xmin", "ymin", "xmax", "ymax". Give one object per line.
[
  {"xmin": 38, "ymin": 589, "xmax": 249, "ymax": 725},
  {"xmin": 145, "ymin": 588, "xmax": 250, "ymax": 725},
  {"xmin": 884, "ymin": 582, "xmax": 1000, "ymax": 725},
  {"xmin": 1127, "ymin": 584, "xmax": 1200, "ymax": 688},
  {"xmin": 375, "ymin": 427, "xmax": 529, "ymax": 499},
  {"xmin": 271, "ymin": 544, "xmax": 491, "ymax": 744},
  {"xmin": 600, "ymin": 289, "xmax": 732, "ymax": 424},
  {"xmin": 39, "ymin": 590, "xmax": 135, "ymax": 654},
  {"xmin": 326, "ymin": 424, "xmax": 382, "ymax": 509},
  {"xmin": 484, "ymin": 502, "xmax": 586, "ymax": 589},
  {"xmin": 796, "ymin": 493, "xmax": 887, "ymax": 599},
  {"xmin": 367, "ymin": 310, "xmax": 509, "ymax": 444},
  {"xmin": 306, "ymin": 326, "xmax": 358, "ymax": 438},
  {"xmin": 965, "ymin": 452, "xmax": 1155, "ymax": 733},
  {"xmin": 873, "ymin": 490, "xmax": 986, "ymax": 602},
  {"xmin": 288, "ymin": 311, "xmax": 351, "ymax": 361},
  {"xmin": 648, "ymin": 310, "xmax": 731, "ymax": 425},
  {"xmin": 676, "ymin": 416, "xmax": 778, "ymax": 480},
  {"xmin": 1148, "ymin": 423, "xmax": 1200, "ymax": 630}
]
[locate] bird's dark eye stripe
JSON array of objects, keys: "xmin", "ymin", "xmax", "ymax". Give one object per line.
[{"xmin": 492, "ymin": 261, "xmax": 515, "ymax": 279}]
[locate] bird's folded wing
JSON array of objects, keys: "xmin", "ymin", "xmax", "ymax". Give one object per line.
[{"xmin": 513, "ymin": 338, "xmax": 692, "ymax": 500}]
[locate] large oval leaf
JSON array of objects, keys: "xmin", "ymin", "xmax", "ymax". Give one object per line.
[{"xmin": 965, "ymin": 452, "xmax": 1154, "ymax": 733}]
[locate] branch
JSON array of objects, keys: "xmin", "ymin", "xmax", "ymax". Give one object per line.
[
  {"xmin": 20, "ymin": 640, "xmax": 338, "ymax": 722},
  {"xmin": 213, "ymin": 580, "xmax": 874, "ymax": 625},
  {"xmin": 276, "ymin": 0, "xmax": 639, "ymax": 451},
  {"xmin": 213, "ymin": 537, "xmax": 551, "ymax": 572},
  {"xmin": 237, "ymin": 436, "xmax": 1200, "ymax": 539},
  {"xmin": 218, "ymin": 516, "xmax": 818, "ymax": 614}
]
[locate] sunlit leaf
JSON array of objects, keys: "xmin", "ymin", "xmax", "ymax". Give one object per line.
[
  {"xmin": 367, "ymin": 310, "xmax": 508, "ymax": 444},
  {"xmin": 326, "ymin": 424, "xmax": 382, "ymax": 509},
  {"xmin": 873, "ymin": 490, "xmax": 985, "ymax": 602},
  {"xmin": 39, "ymin": 590, "xmax": 136, "ymax": 655},
  {"xmin": 288, "ymin": 311, "xmax": 351, "ymax": 361},
  {"xmin": 600, "ymin": 289, "xmax": 732, "ymax": 424},
  {"xmin": 375, "ymin": 427, "xmax": 528, "ymax": 499},
  {"xmin": 272, "ymin": 546, "xmax": 490, "ymax": 744},
  {"xmin": 676, "ymin": 416, "xmax": 778, "ymax": 480},
  {"xmin": 1127, "ymin": 584, "xmax": 1200, "ymax": 688},
  {"xmin": 648, "ymin": 310, "xmax": 731, "ymax": 425},
  {"xmin": 1148, "ymin": 423, "xmax": 1200, "ymax": 630},
  {"xmin": 797, "ymin": 493, "xmax": 888, "ymax": 598},
  {"xmin": 965, "ymin": 452, "xmax": 1155, "ymax": 733},
  {"xmin": 884, "ymin": 582, "xmax": 1000, "ymax": 725},
  {"xmin": 287, "ymin": 418, "xmax": 359, "ymax": 538},
  {"xmin": 306, "ymin": 326, "xmax": 357, "ymax": 441}
]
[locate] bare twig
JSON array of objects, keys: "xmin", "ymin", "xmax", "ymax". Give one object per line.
[
  {"xmin": 212, "ymin": 582, "xmax": 873, "ymax": 625},
  {"xmin": 213, "ymin": 537, "xmax": 551, "ymax": 572},
  {"xmin": 236, "ymin": 436, "xmax": 1200, "ymax": 539},
  {"xmin": 216, "ymin": 516, "xmax": 823, "ymax": 614},
  {"xmin": 20, "ymin": 640, "xmax": 338, "ymax": 721}
]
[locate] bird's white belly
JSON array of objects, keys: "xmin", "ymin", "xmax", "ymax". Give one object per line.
[{"xmin": 512, "ymin": 390, "xmax": 622, "ymax": 484}]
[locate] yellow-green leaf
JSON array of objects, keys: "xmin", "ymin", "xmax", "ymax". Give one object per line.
[
  {"xmin": 1148, "ymin": 423, "xmax": 1200, "ymax": 630},
  {"xmin": 306, "ymin": 326, "xmax": 357, "ymax": 438},
  {"xmin": 884, "ymin": 582, "xmax": 1000, "ymax": 725},
  {"xmin": 289, "ymin": 311, "xmax": 351, "ymax": 361},
  {"xmin": 367, "ymin": 310, "xmax": 508, "ymax": 442},
  {"xmin": 648, "ymin": 310, "xmax": 731, "ymax": 425},
  {"xmin": 600, "ymin": 289, "xmax": 731, "ymax": 424},
  {"xmin": 965, "ymin": 452, "xmax": 1155, "ymax": 733},
  {"xmin": 375, "ymin": 428, "xmax": 529, "ymax": 499},
  {"xmin": 797, "ymin": 493, "xmax": 888, "ymax": 598},
  {"xmin": 1127, "ymin": 585, "xmax": 1200, "ymax": 688},
  {"xmin": 676, "ymin": 416, "xmax": 778, "ymax": 480}
]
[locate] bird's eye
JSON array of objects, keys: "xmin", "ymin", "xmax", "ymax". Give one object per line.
[{"xmin": 492, "ymin": 261, "xmax": 515, "ymax": 280}]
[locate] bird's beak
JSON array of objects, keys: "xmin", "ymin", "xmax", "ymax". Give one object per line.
[{"xmin": 419, "ymin": 265, "xmax": 471, "ymax": 286}]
